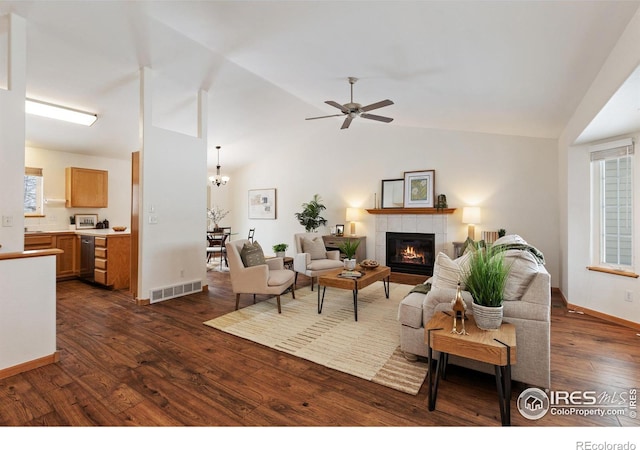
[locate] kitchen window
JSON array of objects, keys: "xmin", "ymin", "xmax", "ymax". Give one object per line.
[{"xmin": 24, "ymin": 167, "xmax": 44, "ymax": 217}]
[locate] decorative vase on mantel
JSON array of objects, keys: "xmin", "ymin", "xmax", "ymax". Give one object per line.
[{"xmin": 472, "ymin": 303, "xmax": 504, "ymax": 330}]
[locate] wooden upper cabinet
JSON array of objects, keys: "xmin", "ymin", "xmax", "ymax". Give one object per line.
[{"xmin": 65, "ymin": 167, "xmax": 108, "ymax": 208}]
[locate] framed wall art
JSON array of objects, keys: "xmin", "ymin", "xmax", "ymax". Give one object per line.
[
  {"xmin": 335, "ymin": 224, "xmax": 344, "ymax": 236},
  {"xmin": 75, "ymin": 214, "xmax": 98, "ymax": 229},
  {"xmin": 403, "ymin": 170, "xmax": 435, "ymax": 208},
  {"xmin": 248, "ymin": 188, "xmax": 277, "ymax": 219},
  {"xmin": 381, "ymin": 178, "xmax": 404, "ymax": 208}
]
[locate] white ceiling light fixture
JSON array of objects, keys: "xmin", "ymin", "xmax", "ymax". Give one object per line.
[
  {"xmin": 25, "ymin": 98, "xmax": 98, "ymax": 126},
  {"xmin": 209, "ymin": 146, "xmax": 229, "ymax": 187}
]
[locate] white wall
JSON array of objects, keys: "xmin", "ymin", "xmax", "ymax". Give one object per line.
[
  {"xmin": 224, "ymin": 123, "xmax": 561, "ymax": 287},
  {"xmin": 138, "ymin": 68, "xmax": 208, "ymax": 301},
  {"xmin": 559, "ymin": 9, "xmax": 640, "ymax": 323},
  {"xmin": 24, "ymin": 146, "xmax": 132, "ymax": 231}
]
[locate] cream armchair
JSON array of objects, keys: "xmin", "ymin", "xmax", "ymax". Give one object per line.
[
  {"xmin": 226, "ymin": 239, "xmax": 295, "ymax": 313},
  {"xmin": 293, "ymin": 233, "xmax": 344, "ymax": 291}
]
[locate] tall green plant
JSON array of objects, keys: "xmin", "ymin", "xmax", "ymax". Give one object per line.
[
  {"xmin": 294, "ymin": 194, "xmax": 328, "ymax": 232},
  {"xmin": 463, "ymin": 247, "xmax": 511, "ymax": 307}
]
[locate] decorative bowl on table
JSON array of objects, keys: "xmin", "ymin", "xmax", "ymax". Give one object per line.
[
  {"xmin": 112, "ymin": 226, "xmax": 127, "ymax": 232},
  {"xmin": 359, "ymin": 259, "xmax": 379, "ymax": 270}
]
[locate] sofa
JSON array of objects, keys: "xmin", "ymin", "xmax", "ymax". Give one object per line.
[{"xmin": 397, "ymin": 234, "xmax": 551, "ymax": 389}]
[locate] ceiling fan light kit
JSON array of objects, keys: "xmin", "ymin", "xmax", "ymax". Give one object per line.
[{"xmin": 306, "ymin": 77, "xmax": 394, "ymax": 129}]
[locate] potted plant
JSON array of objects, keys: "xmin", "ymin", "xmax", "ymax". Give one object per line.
[
  {"xmin": 272, "ymin": 243, "xmax": 288, "ymax": 258},
  {"xmin": 294, "ymin": 194, "xmax": 328, "ymax": 232},
  {"xmin": 463, "ymin": 246, "xmax": 511, "ymax": 330},
  {"xmin": 339, "ymin": 238, "xmax": 360, "ymax": 270}
]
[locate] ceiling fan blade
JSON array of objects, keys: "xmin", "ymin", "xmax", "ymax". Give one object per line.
[
  {"xmin": 341, "ymin": 116, "xmax": 353, "ymax": 129},
  {"xmin": 360, "ymin": 113, "xmax": 394, "ymax": 123},
  {"xmin": 305, "ymin": 113, "xmax": 345, "ymax": 120},
  {"xmin": 361, "ymin": 99, "xmax": 394, "ymax": 112},
  {"xmin": 325, "ymin": 100, "xmax": 349, "ymax": 113}
]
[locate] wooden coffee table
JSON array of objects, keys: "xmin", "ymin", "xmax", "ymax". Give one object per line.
[
  {"xmin": 317, "ymin": 265, "xmax": 391, "ymax": 321},
  {"xmin": 425, "ymin": 311, "xmax": 517, "ymax": 425}
]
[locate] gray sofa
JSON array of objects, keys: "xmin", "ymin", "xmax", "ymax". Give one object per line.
[{"xmin": 397, "ymin": 235, "xmax": 551, "ymax": 389}]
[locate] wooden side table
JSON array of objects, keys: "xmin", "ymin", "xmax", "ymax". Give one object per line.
[{"xmin": 425, "ymin": 311, "xmax": 517, "ymax": 425}]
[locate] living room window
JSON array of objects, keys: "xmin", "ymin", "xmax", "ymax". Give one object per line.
[{"xmin": 590, "ymin": 139, "xmax": 634, "ymax": 269}]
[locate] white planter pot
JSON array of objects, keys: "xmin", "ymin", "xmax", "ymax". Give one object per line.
[
  {"xmin": 472, "ymin": 303, "xmax": 504, "ymax": 330},
  {"xmin": 275, "ymin": 251, "xmax": 285, "ymax": 258},
  {"xmin": 344, "ymin": 259, "xmax": 357, "ymax": 270}
]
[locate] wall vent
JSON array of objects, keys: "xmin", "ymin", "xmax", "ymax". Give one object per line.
[{"xmin": 149, "ymin": 279, "xmax": 203, "ymax": 303}]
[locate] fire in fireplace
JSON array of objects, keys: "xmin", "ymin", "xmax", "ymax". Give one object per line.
[{"xmin": 386, "ymin": 232, "xmax": 435, "ymax": 275}]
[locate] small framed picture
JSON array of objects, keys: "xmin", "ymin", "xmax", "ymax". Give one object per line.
[
  {"xmin": 75, "ymin": 214, "xmax": 98, "ymax": 229},
  {"xmin": 335, "ymin": 224, "xmax": 345, "ymax": 236},
  {"xmin": 381, "ymin": 178, "xmax": 404, "ymax": 208},
  {"xmin": 404, "ymin": 170, "xmax": 435, "ymax": 208}
]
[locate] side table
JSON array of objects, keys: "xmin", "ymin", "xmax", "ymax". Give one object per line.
[{"xmin": 425, "ymin": 311, "xmax": 517, "ymax": 425}]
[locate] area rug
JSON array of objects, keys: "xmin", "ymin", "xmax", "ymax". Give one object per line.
[{"xmin": 203, "ymin": 282, "xmax": 428, "ymax": 395}]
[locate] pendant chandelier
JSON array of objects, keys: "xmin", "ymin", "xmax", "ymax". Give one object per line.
[{"xmin": 210, "ymin": 145, "xmax": 229, "ymax": 187}]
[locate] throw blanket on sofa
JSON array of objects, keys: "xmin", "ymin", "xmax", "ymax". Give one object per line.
[
  {"xmin": 493, "ymin": 243, "xmax": 546, "ymax": 265},
  {"xmin": 408, "ymin": 282, "xmax": 432, "ymax": 295}
]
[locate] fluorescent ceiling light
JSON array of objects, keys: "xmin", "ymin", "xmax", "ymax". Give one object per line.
[{"xmin": 25, "ymin": 98, "xmax": 98, "ymax": 126}]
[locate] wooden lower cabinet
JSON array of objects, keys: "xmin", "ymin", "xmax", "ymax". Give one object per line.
[
  {"xmin": 94, "ymin": 235, "xmax": 130, "ymax": 290},
  {"xmin": 25, "ymin": 233, "xmax": 78, "ymax": 280}
]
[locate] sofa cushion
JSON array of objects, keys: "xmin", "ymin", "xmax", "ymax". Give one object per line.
[
  {"xmin": 503, "ymin": 249, "xmax": 540, "ymax": 301},
  {"xmin": 240, "ymin": 241, "xmax": 266, "ymax": 267},
  {"xmin": 423, "ymin": 287, "xmax": 474, "ymax": 326},
  {"xmin": 302, "ymin": 237, "xmax": 327, "ymax": 260},
  {"xmin": 431, "ymin": 251, "xmax": 472, "ymax": 290}
]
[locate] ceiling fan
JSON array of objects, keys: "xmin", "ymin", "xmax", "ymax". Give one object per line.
[{"xmin": 306, "ymin": 77, "xmax": 394, "ymax": 129}]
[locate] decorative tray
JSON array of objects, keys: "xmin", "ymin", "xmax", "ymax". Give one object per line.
[{"xmin": 359, "ymin": 259, "xmax": 380, "ymax": 270}]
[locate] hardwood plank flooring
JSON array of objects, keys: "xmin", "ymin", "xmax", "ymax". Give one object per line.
[{"xmin": 1, "ymin": 270, "xmax": 639, "ymax": 431}]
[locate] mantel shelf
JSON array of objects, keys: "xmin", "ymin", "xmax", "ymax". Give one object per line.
[{"xmin": 366, "ymin": 208, "xmax": 456, "ymax": 215}]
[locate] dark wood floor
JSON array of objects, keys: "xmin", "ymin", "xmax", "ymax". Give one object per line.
[{"xmin": 1, "ymin": 269, "xmax": 639, "ymax": 431}]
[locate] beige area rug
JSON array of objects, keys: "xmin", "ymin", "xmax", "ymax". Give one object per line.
[{"xmin": 203, "ymin": 281, "xmax": 428, "ymax": 395}]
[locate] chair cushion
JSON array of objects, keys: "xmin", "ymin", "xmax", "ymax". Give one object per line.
[
  {"xmin": 240, "ymin": 241, "xmax": 265, "ymax": 267},
  {"xmin": 307, "ymin": 259, "xmax": 344, "ymax": 271},
  {"xmin": 302, "ymin": 236, "xmax": 327, "ymax": 260},
  {"xmin": 267, "ymin": 269, "xmax": 294, "ymax": 287}
]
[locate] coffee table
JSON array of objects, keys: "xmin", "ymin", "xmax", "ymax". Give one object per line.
[
  {"xmin": 425, "ymin": 311, "xmax": 517, "ymax": 425},
  {"xmin": 317, "ymin": 265, "xmax": 391, "ymax": 321}
]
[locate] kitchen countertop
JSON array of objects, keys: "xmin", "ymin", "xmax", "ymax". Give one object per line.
[{"xmin": 26, "ymin": 229, "xmax": 130, "ymax": 236}]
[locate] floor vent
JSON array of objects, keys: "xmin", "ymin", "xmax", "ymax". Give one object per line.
[{"xmin": 149, "ymin": 280, "xmax": 203, "ymax": 303}]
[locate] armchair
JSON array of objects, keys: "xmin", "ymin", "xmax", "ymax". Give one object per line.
[
  {"xmin": 226, "ymin": 239, "xmax": 295, "ymax": 313},
  {"xmin": 293, "ymin": 233, "xmax": 344, "ymax": 291}
]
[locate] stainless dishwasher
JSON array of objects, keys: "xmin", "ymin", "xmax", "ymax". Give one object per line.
[{"xmin": 79, "ymin": 235, "xmax": 95, "ymax": 282}]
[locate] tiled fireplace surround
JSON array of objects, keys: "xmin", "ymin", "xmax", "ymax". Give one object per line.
[{"xmin": 373, "ymin": 213, "xmax": 449, "ymax": 268}]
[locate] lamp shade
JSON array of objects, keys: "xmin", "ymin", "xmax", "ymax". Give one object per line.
[
  {"xmin": 462, "ymin": 206, "xmax": 481, "ymax": 225},
  {"xmin": 346, "ymin": 207, "xmax": 360, "ymax": 222}
]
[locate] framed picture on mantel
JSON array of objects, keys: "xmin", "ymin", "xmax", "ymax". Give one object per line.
[
  {"xmin": 381, "ymin": 178, "xmax": 404, "ymax": 208},
  {"xmin": 403, "ymin": 170, "xmax": 435, "ymax": 208}
]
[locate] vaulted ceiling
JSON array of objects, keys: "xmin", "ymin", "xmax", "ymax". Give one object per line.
[{"xmin": 1, "ymin": 1, "xmax": 639, "ymax": 171}]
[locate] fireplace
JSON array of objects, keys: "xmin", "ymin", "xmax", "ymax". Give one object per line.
[{"xmin": 386, "ymin": 232, "xmax": 435, "ymax": 275}]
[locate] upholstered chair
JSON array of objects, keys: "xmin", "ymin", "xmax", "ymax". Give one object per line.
[
  {"xmin": 293, "ymin": 233, "xmax": 344, "ymax": 291},
  {"xmin": 226, "ymin": 239, "xmax": 295, "ymax": 313}
]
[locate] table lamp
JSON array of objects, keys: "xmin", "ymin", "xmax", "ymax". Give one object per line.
[
  {"xmin": 462, "ymin": 206, "xmax": 481, "ymax": 240},
  {"xmin": 346, "ymin": 207, "xmax": 360, "ymax": 236}
]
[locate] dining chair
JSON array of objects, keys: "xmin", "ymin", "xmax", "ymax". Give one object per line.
[
  {"xmin": 207, "ymin": 232, "xmax": 229, "ymax": 267},
  {"xmin": 248, "ymin": 228, "xmax": 255, "ymax": 242}
]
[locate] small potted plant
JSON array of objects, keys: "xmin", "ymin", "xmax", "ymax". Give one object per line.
[
  {"xmin": 463, "ymin": 246, "xmax": 511, "ymax": 330},
  {"xmin": 339, "ymin": 238, "xmax": 360, "ymax": 270},
  {"xmin": 272, "ymin": 243, "xmax": 288, "ymax": 258}
]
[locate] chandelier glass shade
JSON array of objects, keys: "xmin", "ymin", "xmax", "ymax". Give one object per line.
[{"xmin": 210, "ymin": 146, "xmax": 229, "ymax": 187}]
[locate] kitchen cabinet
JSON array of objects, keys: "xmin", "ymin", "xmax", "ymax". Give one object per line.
[
  {"xmin": 94, "ymin": 234, "xmax": 130, "ymax": 290},
  {"xmin": 65, "ymin": 167, "xmax": 108, "ymax": 208},
  {"xmin": 322, "ymin": 235, "xmax": 366, "ymax": 261},
  {"xmin": 24, "ymin": 232, "xmax": 78, "ymax": 280}
]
